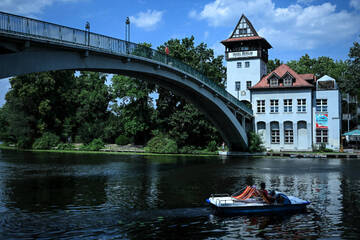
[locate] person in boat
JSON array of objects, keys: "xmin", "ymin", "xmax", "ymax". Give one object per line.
[{"xmin": 258, "ymin": 182, "xmax": 275, "ymax": 203}]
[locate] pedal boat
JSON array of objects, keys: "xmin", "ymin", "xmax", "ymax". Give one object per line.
[{"xmin": 206, "ymin": 187, "xmax": 310, "ymax": 215}]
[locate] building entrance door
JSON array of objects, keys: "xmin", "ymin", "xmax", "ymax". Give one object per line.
[{"xmin": 297, "ymin": 121, "xmax": 307, "ymax": 150}]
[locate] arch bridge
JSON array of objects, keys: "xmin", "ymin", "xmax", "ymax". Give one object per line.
[{"xmin": 0, "ymin": 11, "xmax": 253, "ymax": 151}]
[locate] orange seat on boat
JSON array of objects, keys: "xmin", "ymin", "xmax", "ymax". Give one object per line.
[{"xmin": 233, "ymin": 186, "xmax": 257, "ymax": 200}]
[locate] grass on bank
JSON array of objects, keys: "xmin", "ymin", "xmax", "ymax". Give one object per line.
[{"xmin": 0, "ymin": 143, "xmax": 219, "ymax": 157}]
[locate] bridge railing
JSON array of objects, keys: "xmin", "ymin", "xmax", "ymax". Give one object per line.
[{"xmin": 0, "ymin": 11, "xmax": 252, "ymax": 116}]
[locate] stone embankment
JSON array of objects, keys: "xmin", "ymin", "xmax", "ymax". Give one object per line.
[
  {"xmin": 267, "ymin": 152, "xmax": 360, "ymax": 159},
  {"xmin": 100, "ymin": 144, "xmax": 145, "ymax": 153},
  {"xmin": 219, "ymin": 151, "xmax": 360, "ymax": 158}
]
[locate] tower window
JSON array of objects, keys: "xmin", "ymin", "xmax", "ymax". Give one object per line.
[
  {"xmin": 237, "ymin": 62, "xmax": 242, "ymax": 68},
  {"xmin": 245, "ymin": 62, "xmax": 250, "ymax": 68},
  {"xmin": 235, "ymin": 81, "xmax": 241, "ymax": 91},
  {"xmin": 246, "ymin": 81, "xmax": 251, "ymax": 89},
  {"xmin": 238, "ymin": 28, "xmax": 246, "ymax": 35}
]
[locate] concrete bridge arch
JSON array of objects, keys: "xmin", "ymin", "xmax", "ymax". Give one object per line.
[{"xmin": 0, "ymin": 11, "xmax": 253, "ymax": 151}]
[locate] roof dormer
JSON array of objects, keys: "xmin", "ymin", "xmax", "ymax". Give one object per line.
[
  {"xmin": 268, "ymin": 73, "xmax": 280, "ymax": 87},
  {"xmin": 282, "ymin": 72, "xmax": 295, "ymax": 87}
]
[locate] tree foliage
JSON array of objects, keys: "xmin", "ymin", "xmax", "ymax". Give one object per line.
[
  {"xmin": 0, "ymin": 71, "xmax": 116, "ymax": 147},
  {"xmin": 111, "ymin": 74, "xmax": 155, "ymax": 144},
  {"xmin": 286, "ymin": 54, "xmax": 347, "ymax": 91},
  {"xmin": 267, "ymin": 58, "xmax": 283, "ymax": 73},
  {"xmin": 155, "ymin": 36, "xmax": 225, "ymax": 149},
  {"xmin": 145, "ymin": 133, "xmax": 178, "ymax": 153},
  {"xmin": 341, "ymin": 41, "xmax": 360, "ymax": 97}
]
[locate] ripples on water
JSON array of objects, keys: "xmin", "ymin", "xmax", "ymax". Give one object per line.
[{"xmin": 0, "ymin": 150, "xmax": 360, "ymax": 239}]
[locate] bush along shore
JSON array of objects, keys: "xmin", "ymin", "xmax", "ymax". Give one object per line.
[
  {"xmin": 0, "ymin": 138, "xmax": 219, "ymax": 156},
  {"xmin": 0, "ymin": 130, "xmax": 269, "ymax": 156}
]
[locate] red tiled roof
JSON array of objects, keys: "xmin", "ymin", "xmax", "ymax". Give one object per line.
[
  {"xmin": 221, "ymin": 36, "xmax": 263, "ymax": 43},
  {"xmin": 299, "ymin": 73, "xmax": 317, "ymax": 81},
  {"xmin": 251, "ymin": 64, "xmax": 314, "ymax": 89},
  {"xmin": 221, "ymin": 36, "xmax": 272, "ymax": 49}
]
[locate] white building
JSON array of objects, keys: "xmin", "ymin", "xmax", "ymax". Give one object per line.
[
  {"xmin": 251, "ymin": 66, "xmax": 341, "ymax": 151},
  {"xmin": 223, "ymin": 15, "xmax": 341, "ymax": 151}
]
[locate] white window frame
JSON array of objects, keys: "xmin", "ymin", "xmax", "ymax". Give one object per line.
[
  {"xmin": 271, "ymin": 130, "xmax": 280, "ymax": 144},
  {"xmin": 270, "ymin": 99, "xmax": 279, "ymax": 113},
  {"xmin": 246, "ymin": 81, "xmax": 251, "ymax": 89},
  {"xmin": 270, "ymin": 78, "xmax": 278, "ymax": 87},
  {"xmin": 297, "ymin": 99, "xmax": 306, "ymax": 112},
  {"xmin": 316, "ymin": 99, "xmax": 328, "ymax": 112},
  {"xmin": 316, "ymin": 129, "xmax": 328, "ymax": 143},
  {"xmin": 237, "ymin": 62, "xmax": 242, "ymax": 68},
  {"xmin": 283, "ymin": 75, "xmax": 293, "ymax": 86},
  {"xmin": 257, "ymin": 100, "xmax": 265, "ymax": 113},
  {"xmin": 284, "ymin": 129, "xmax": 294, "ymax": 144},
  {"xmin": 245, "ymin": 61, "xmax": 250, "ymax": 68},
  {"xmin": 235, "ymin": 81, "xmax": 241, "ymax": 91},
  {"xmin": 284, "ymin": 99, "xmax": 292, "ymax": 112}
]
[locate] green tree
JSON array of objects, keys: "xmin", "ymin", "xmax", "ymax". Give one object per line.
[
  {"xmin": 111, "ymin": 74, "xmax": 155, "ymax": 144},
  {"xmin": 341, "ymin": 41, "xmax": 360, "ymax": 97},
  {"xmin": 287, "ymin": 54, "xmax": 348, "ymax": 92},
  {"xmin": 155, "ymin": 36, "xmax": 225, "ymax": 148},
  {"xmin": 267, "ymin": 58, "xmax": 283, "ymax": 73},
  {"xmin": 0, "ymin": 70, "xmax": 114, "ymax": 147},
  {"xmin": 287, "ymin": 54, "xmax": 315, "ymax": 74},
  {"xmin": 74, "ymin": 71, "xmax": 112, "ymax": 143},
  {"xmin": 2, "ymin": 71, "xmax": 77, "ymax": 147}
]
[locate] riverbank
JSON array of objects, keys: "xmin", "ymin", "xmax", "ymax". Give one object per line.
[
  {"xmin": 3, "ymin": 144, "xmax": 359, "ymax": 158},
  {"xmin": 267, "ymin": 151, "xmax": 360, "ymax": 159},
  {"xmin": 0, "ymin": 144, "xmax": 218, "ymax": 157},
  {"xmin": 220, "ymin": 150, "xmax": 360, "ymax": 158}
]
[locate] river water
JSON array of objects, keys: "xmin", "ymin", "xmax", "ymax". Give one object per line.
[{"xmin": 0, "ymin": 150, "xmax": 359, "ymax": 239}]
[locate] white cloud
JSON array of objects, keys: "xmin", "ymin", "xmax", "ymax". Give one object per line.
[
  {"xmin": 129, "ymin": 10, "xmax": 163, "ymax": 31},
  {"xmin": 190, "ymin": 0, "xmax": 360, "ymax": 50},
  {"xmin": 0, "ymin": 0, "xmax": 81, "ymax": 16},
  {"xmin": 350, "ymin": 0, "xmax": 360, "ymax": 10},
  {"xmin": 190, "ymin": 0, "xmax": 274, "ymax": 27}
]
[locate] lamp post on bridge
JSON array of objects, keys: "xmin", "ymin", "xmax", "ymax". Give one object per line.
[
  {"xmin": 125, "ymin": 17, "xmax": 130, "ymax": 54},
  {"xmin": 85, "ymin": 21, "xmax": 90, "ymax": 46}
]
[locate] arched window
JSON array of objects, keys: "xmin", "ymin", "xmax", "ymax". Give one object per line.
[
  {"xmin": 297, "ymin": 121, "xmax": 307, "ymax": 149},
  {"xmin": 284, "ymin": 121, "xmax": 293, "ymax": 144},
  {"xmin": 270, "ymin": 121, "xmax": 280, "ymax": 144},
  {"xmin": 257, "ymin": 121, "xmax": 266, "ymax": 141}
]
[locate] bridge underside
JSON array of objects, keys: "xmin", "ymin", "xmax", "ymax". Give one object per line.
[{"xmin": 0, "ymin": 36, "xmax": 252, "ymax": 151}]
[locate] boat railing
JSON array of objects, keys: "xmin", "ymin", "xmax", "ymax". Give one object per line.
[{"xmin": 211, "ymin": 193, "xmax": 230, "ymax": 198}]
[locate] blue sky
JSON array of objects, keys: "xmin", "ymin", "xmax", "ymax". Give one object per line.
[
  {"xmin": 0, "ymin": 0, "xmax": 360, "ymax": 105},
  {"xmin": 1, "ymin": 0, "xmax": 359, "ymax": 61}
]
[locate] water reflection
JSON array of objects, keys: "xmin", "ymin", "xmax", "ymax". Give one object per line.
[
  {"xmin": 0, "ymin": 150, "xmax": 360, "ymax": 239},
  {"xmin": 6, "ymin": 176, "xmax": 107, "ymax": 211}
]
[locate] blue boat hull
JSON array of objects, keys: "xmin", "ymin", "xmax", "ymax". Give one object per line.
[{"xmin": 210, "ymin": 203, "xmax": 309, "ymax": 215}]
